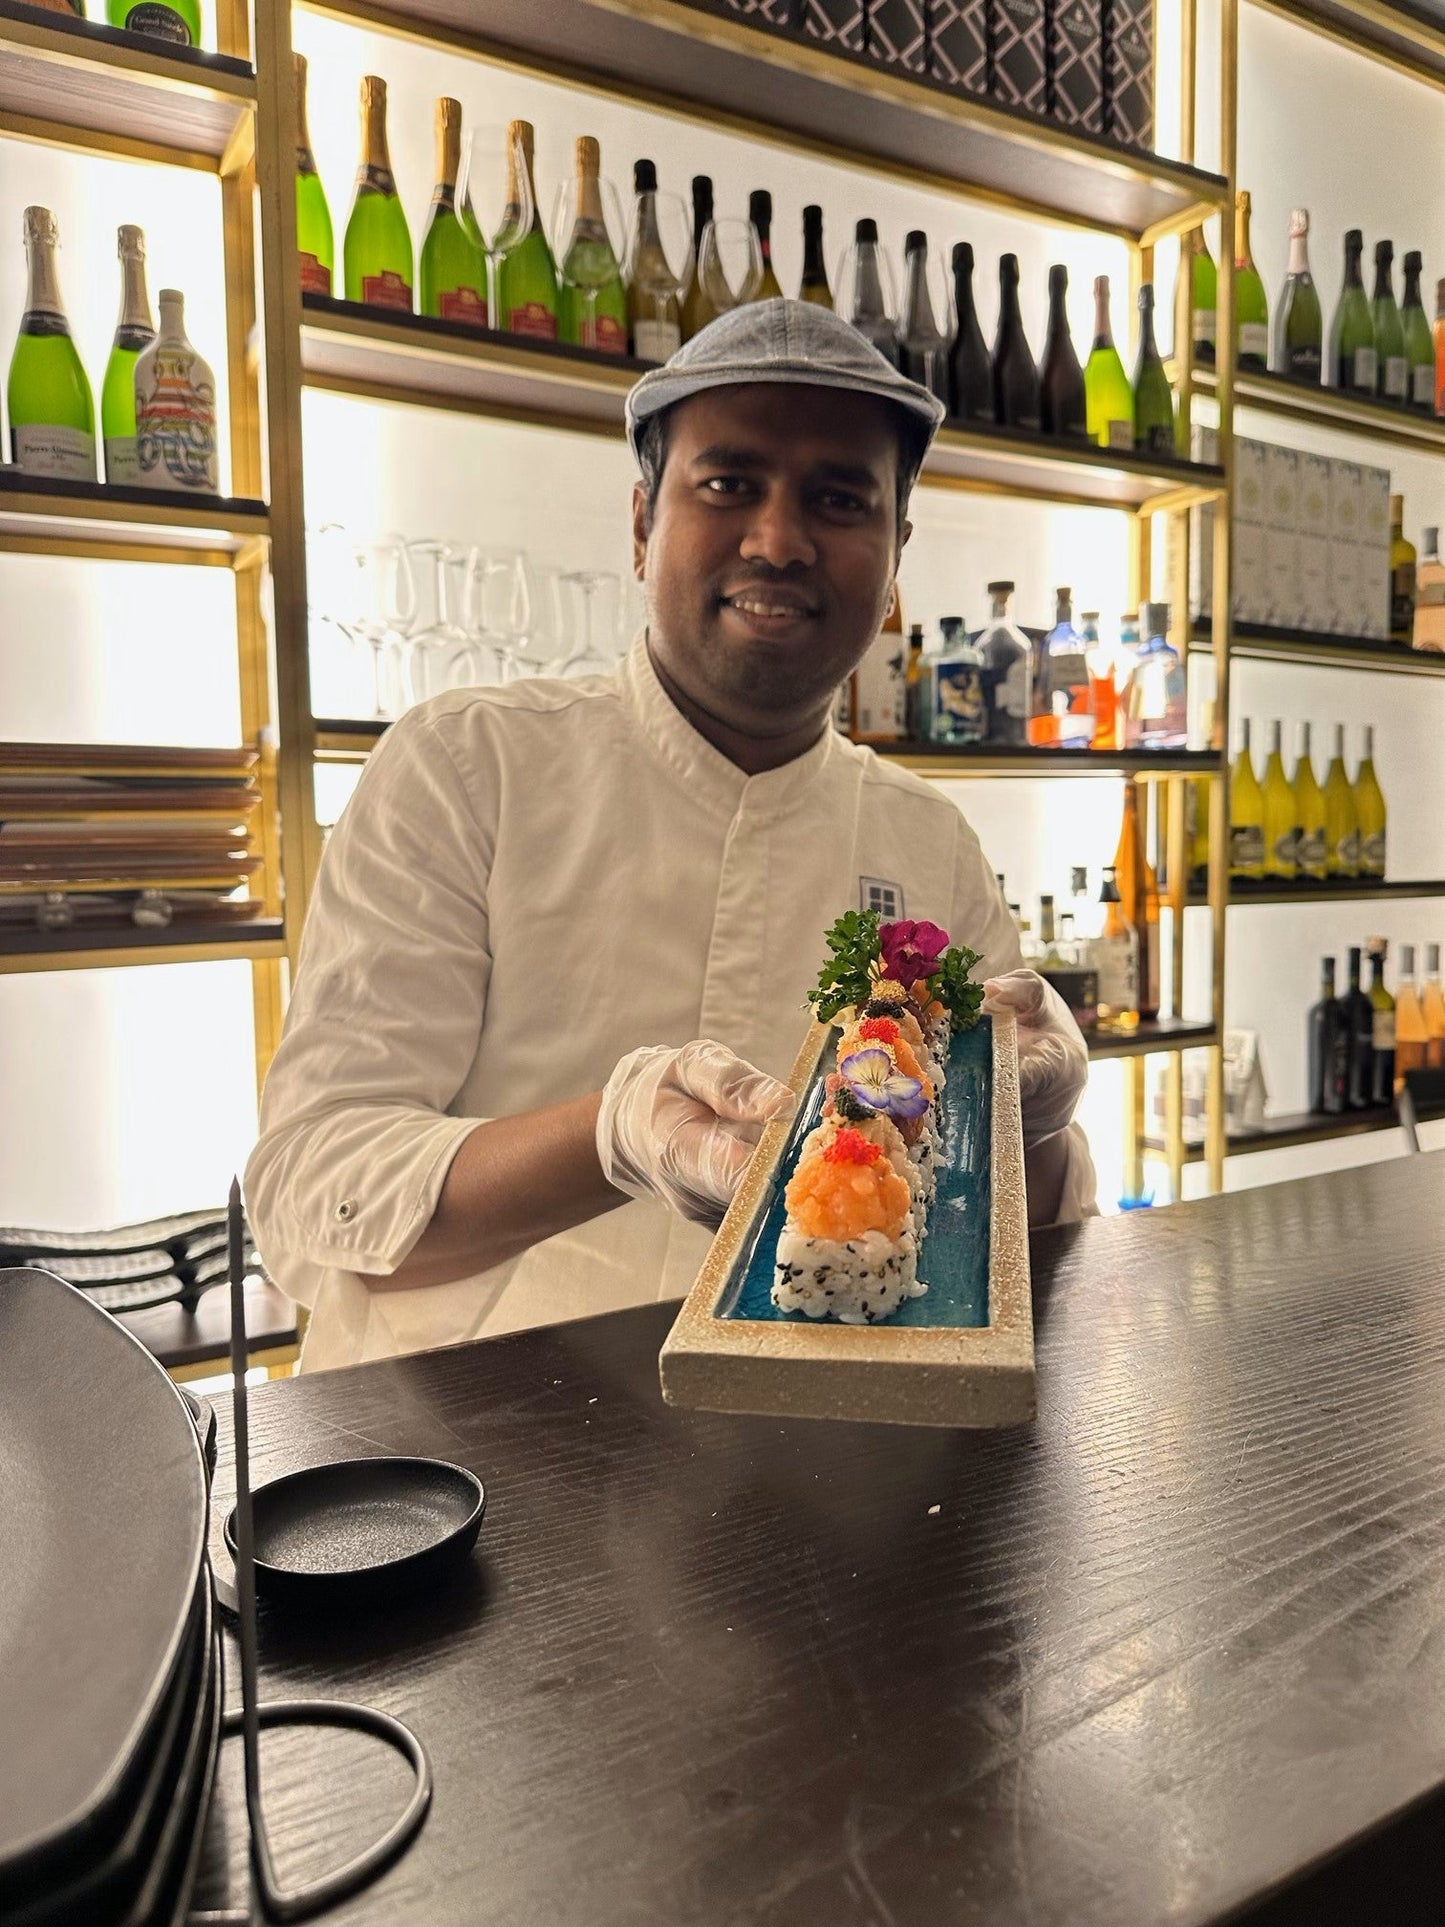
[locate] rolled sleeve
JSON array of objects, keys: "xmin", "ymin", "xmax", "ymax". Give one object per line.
[{"xmin": 245, "ymin": 703, "xmax": 495, "ymax": 1292}]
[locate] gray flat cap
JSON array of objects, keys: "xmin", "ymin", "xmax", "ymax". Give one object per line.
[{"xmin": 625, "ymin": 297, "xmax": 946, "ymax": 458}]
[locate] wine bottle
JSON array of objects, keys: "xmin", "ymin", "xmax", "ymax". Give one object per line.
[
  {"xmin": 976, "ymin": 581, "xmax": 1032, "ymax": 745},
  {"xmin": 1366, "ymin": 939, "xmax": 1396, "ymax": 1104},
  {"xmin": 1354, "ymin": 722, "xmax": 1387, "ymax": 877},
  {"xmin": 495, "ymin": 121, "xmax": 558, "ymax": 341},
  {"xmin": 107, "ymin": 0, "xmax": 200, "ymax": 48},
  {"xmin": 1113, "ymin": 784, "xmax": 1159, "ymax": 1020},
  {"xmin": 1422, "ymin": 943, "xmax": 1445, "ymax": 1070},
  {"xmin": 1435, "ymin": 276, "xmax": 1445, "ymax": 418},
  {"xmin": 749, "ymin": 190, "xmax": 784, "ymax": 303},
  {"xmin": 1389, "ymin": 494, "xmax": 1417, "ymax": 642},
  {"xmin": 680, "ymin": 176, "xmax": 716, "ymax": 341},
  {"xmin": 293, "ymin": 55, "xmax": 334, "ymax": 298},
  {"xmin": 896, "ymin": 231, "xmax": 949, "ymax": 405},
  {"xmin": 947, "ymin": 242, "xmax": 991, "ymax": 423},
  {"xmin": 1323, "ymin": 722, "xmax": 1360, "ymax": 877},
  {"xmin": 1039, "ymin": 264, "xmax": 1086, "ymax": 440},
  {"xmin": 626, "ymin": 160, "xmax": 682, "ymax": 361},
  {"xmin": 1273, "ymin": 207, "xmax": 1321, "ymax": 384},
  {"xmin": 1095, "ymin": 866, "xmax": 1140, "ymax": 1031},
  {"xmin": 343, "ymin": 77, "xmax": 413, "ymax": 312},
  {"xmin": 1402, "ymin": 251, "xmax": 1434, "ymax": 414},
  {"xmin": 847, "ymin": 219, "xmax": 900, "ymax": 369},
  {"xmin": 1293, "ymin": 721, "xmax": 1327, "ymax": 881},
  {"xmin": 558, "ymin": 137, "xmax": 627, "ymax": 354},
  {"xmin": 1229, "ymin": 716, "xmax": 1265, "ymax": 881},
  {"xmin": 1261, "ymin": 718, "xmax": 1297, "ymax": 880},
  {"xmin": 1395, "ymin": 944, "xmax": 1428, "ymax": 1086},
  {"xmin": 1132, "ymin": 283, "xmax": 1175, "ymax": 456},
  {"xmin": 101, "ymin": 225, "xmax": 154, "ymax": 487},
  {"xmin": 133, "ymin": 288, "xmax": 218, "ymax": 493},
  {"xmin": 1189, "ymin": 227, "xmax": 1216, "ymax": 365},
  {"xmin": 1307, "ymin": 956, "xmax": 1348, "ymax": 1114},
  {"xmin": 7, "ymin": 206, "xmax": 95, "ymax": 482},
  {"xmin": 992, "ymin": 254, "xmax": 1039, "ymax": 431},
  {"xmin": 1372, "ymin": 240, "xmax": 1409, "ymax": 404},
  {"xmin": 1234, "ymin": 190, "xmax": 1269, "ymax": 372},
  {"xmin": 1330, "ymin": 229, "xmax": 1377, "ymax": 395},
  {"xmin": 420, "ymin": 98, "xmax": 486, "ymax": 325},
  {"xmin": 799, "ymin": 205, "xmax": 832, "ymax": 309},
  {"xmin": 1085, "ymin": 274, "xmax": 1132, "ymax": 450},
  {"xmin": 1342, "ymin": 945, "xmax": 1374, "ymax": 1109}
]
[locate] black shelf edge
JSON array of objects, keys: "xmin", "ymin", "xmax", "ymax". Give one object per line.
[
  {"xmin": 0, "ymin": 917, "xmax": 285, "ymax": 960},
  {"xmin": 0, "ymin": 0, "xmax": 254, "ymax": 78},
  {"xmin": 0, "ymin": 469, "xmax": 267, "ymax": 519},
  {"xmin": 1193, "ymin": 620, "xmax": 1445, "ymax": 675},
  {"xmin": 1087, "ymin": 1019, "xmax": 1219, "ymax": 1059},
  {"xmin": 1229, "ymin": 879, "xmax": 1445, "ymax": 905},
  {"xmin": 300, "ymin": 292, "xmax": 654, "ymax": 379},
  {"xmin": 1145, "ymin": 1099, "xmax": 1445, "ymax": 1163},
  {"xmin": 875, "ymin": 745, "xmax": 1223, "ymax": 775}
]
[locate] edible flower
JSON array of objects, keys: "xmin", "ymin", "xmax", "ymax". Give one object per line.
[
  {"xmin": 839, "ymin": 1047, "xmax": 930, "ymax": 1121},
  {"xmin": 822, "ymin": 1127, "xmax": 883, "ymax": 1167},
  {"xmin": 879, "ymin": 920, "xmax": 949, "ymax": 990}
]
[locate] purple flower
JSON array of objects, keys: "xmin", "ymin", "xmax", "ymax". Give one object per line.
[
  {"xmin": 879, "ymin": 919, "xmax": 949, "ymax": 992},
  {"xmin": 839, "ymin": 1047, "xmax": 930, "ymax": 1121}
]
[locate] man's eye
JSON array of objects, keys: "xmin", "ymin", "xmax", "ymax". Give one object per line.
[
  {"xmin": 820, "ymin": 490, "xmax": 868, "ymax": 513},
  {"xmin": 702, "ymin": 475, "xmax": 750, "ymax": 496}
]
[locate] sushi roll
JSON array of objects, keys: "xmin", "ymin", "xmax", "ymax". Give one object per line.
[
  {"xmin": 771, "ymin": 1127, "xmax": 925, "ymax": 1324},
  {"xmin": 804, "ymin": 1101, "xmax": 927, "ymax": 1223}
]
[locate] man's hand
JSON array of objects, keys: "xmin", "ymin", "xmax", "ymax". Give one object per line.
[
  {"xmin": 597, "ymin": 1039, "xmax": 798, "ymax": 1227},
  {"xmin": 982, "ymin": 969, "xmax": 1088, "ymax": 1149}
]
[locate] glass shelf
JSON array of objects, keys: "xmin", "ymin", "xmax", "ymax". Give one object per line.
[
  {"xmin": 1193, "ymin": 619, "xmax": 1445, "ymax": 677},
  {"xmin": 0, "ymin": 471, "xmax": 269, "ymax": 564},
  {"xmin": 1190, "ymin": 364, "xmax": 1445, "ymax": 454}
]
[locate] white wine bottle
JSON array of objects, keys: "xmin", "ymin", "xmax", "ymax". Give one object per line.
[
  {"xmin": 101, "ymin": 224, "xmax": 155, "ymax": 486},
  {"xmin": 1323, "ymin": 723, "xmax": 1360, "ymax": 878},
  {"xmin": 1229, "ymin": 717, "xmax": 1265, "ymax": 881},
  {"xmin": 134, "ymin": 288, "xmax": 219, "ymax": 494},
  {"xmin": 7, "ymin": 206, "xmax": 96, "ymax": 482},
  {"xmin": 1353, "ymin": 723, "xmax": 1387, "ymax": 878},
  {"xmin": 1293, "ymin": 721, "xmax": 1327, "ymax": 881},
  {"xmin": 1261, "ymin": 718, "xmax": 1297, "ymax": 880}
]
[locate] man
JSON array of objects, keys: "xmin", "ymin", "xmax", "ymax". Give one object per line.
[{"xmin": 246, "ymin": 301, "xmax": 1094, "ymax": 1371}]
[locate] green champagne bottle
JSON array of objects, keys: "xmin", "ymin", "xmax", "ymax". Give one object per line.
[
  {"xmin": 343, "ymin": 76, "xmax": 413, "ymax": 313},
  {"xmin": 1234, "ymin": 190, "xmax": 1269, "ymax": 372},
  {"xmin": 101, "ymin": 224, "xmax": 154, "ymax": 486},
  {"xmin": 1189, "ymin": 227, "xmax": 1216, "ymax": 365},
  {"xmin": 1132, "ymin": 282, "xmax": 1175, "ymax": 456},
  {"xmin": 558, "ymin": 136, "xmax": 627, "ymax": 355},
  {"xmin": 1330, "ymin": 228, "xmax": 1377, "ymax": 395},
  {"xmin": 1085, "ymin": 273, "xmax": 1133, "ymax": 450},
  {"xmin": 106, "ymin": 0, "xmax": 201, "ymax": 49},
  {"xmin": 7, "ymin": 206, "xmax": 95, "ymax": 482},
  {"xmin": 1273, "ymin": 207, "xmax": 1321, "ymax": 384},
  {"xmin": 1372, "ymin": 239, "xmax": 1408, "ymax": 404},
  {"xmin": 420, "ymin": 97, "xmax": 487, "ymax": 324},
  {"xmin": 294, "ymin": 53, "xmax": 334, "ymax": 298},
  {"xmin": 495, "ymin": 121, "xmax": 559, "ymax": 340},
  {"xmin": 1401, "ymin": 250, "xmax": 1434, "ymax": 413}
]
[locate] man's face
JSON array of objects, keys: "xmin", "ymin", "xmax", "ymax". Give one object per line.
[{"xmin": 632, "ymin": 383, "xmax": 908, "ymax": 738}]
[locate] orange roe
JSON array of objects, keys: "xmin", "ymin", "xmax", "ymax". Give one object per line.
[
  {"xmin": 786, "ymin": 1145, "xmax": 911, "ymax": 1243},
  {"xmin": 858, "ymin": 1016, "xmax": 901, "ymax": 1046}
]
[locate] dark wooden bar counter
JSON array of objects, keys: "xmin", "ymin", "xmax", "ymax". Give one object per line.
[{"xmin": 196, "ymin": 1151, "xmax": 1445, "ymax": 1925}]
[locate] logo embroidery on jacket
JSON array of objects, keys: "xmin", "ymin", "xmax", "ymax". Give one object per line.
[{"xmin": 859, "ymin": 877, "xmax": 904, "ymax": 919}]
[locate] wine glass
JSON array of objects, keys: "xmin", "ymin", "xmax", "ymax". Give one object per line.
[
  {"xmin": 458, "ymin": 121, "xmax": 533, "ymax": 330},
  {"xmin": 696, "ymin": 217, "xmax": 763, "ymax": 313},
  {"xmin": 624, "ymin": 188, "xmax": 693, "ymax": 362},
  {"xmin": 306, "ymin": 521, "xmax": 367, "ymax": 717},
  {"xmin": 550, "ymin": 170, "xmax": 627, "ymax": 352},
  {"xmin": 353, "ymin": 534, "xmax": 415, "ymax": 720},
  {"xmin": 834, "ymin": 230, "xmax": 901, "ymax": 359},
  {"xmin": 402, "ymin": 540, "xmax": 474, "ymax": 704},
  {"xmin": 557, "ymin": 570, "xmax": 622, "ymax": 677}
]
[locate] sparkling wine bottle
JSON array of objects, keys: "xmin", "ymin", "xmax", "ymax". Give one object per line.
[
  {"xmin": 134, "ymin": 287, "xmax": 219, "ymax": 494},
  {"xmin": 1233, "ymin": 190, "xmax": 1268, "ymax": 372},
  {"xmin": 749, "ymin": 190, "xmax": 784, "ymax": 303},
  {"xmin": 101, "ymin": 225, "xmax": 154, "ymax": 487},
  {"xmin": 991, "ymin": 254, "xmax": 1039, "ymax": 431},
  {"xmin": 1189, "ymin": 227, "xmax": 1216, "ymax": 365},
  {"xmin": 495, "ymin": 121, "xmax": 558, "ymax": 341},
  {"xmin": 680, "ymin": 175, "xmax": 716, "ymax": 341},
  {"xmin": 1330, "ymin": 229, "xmax": 1376, "ymax": 395},
  {"xmin": 947, "ymin": 242, "xmax": 991, "ymax": 423},
  {"xmin": 798, "ymin": 204, "xmax": 832, "ymax": 309},
  {"xmin": 1372, "ymin": 239, "xmax": 1408, "ymax": 404},
  {"xmin": 627, "ymin": 159, "xmax": 682, "ymax": 361},
  {"xmin": 7, "ymin": 206, "xmax": 95, "ymax": 482},
  {"xmin": 1039, "ymin": 264, "xmax": 1086, "ymax": 440},
  {"xmin": 1085, "ymin": 274, "xmax": 1132, "ymax": 450},
  {"xmin": 1132, "ymin": 283, "xmax": 1175, "ymax": 456},
  {"xmin": 1273, "ymin": 207, "xmax": 1321, "ymax": 385},
  {"xmin": 896, "ymin": 230, "xmax": 949, "ymax": 405},
  {"xmin": 420, "ymin": 97, "xmax": 487, "ymax": 324},
  {"xmin": 294, "ymin": 53, "xmax": 333, "ymax": 297},
  {"xmin": 107, "ymin": 0, "xmax": 201, "ymax": 49},
  {"xmin": 1401, "ymin": 251, "xmax": 1434, "ymax": 414},
  {"xmin": 558, "ymin": 137, "xmax": 627, "ymax": 354},
  {"xmin": 343, "ymin": 76, "xmax": 413, "ymax": 312}
]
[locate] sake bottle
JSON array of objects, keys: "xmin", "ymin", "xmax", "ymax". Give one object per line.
[
  {"xmin": 101, "ymin": 224, "xmax": 155, "ymax": 486},
  {"xmin": 294, "ymin": 53, "xmax": 334, "ymax": 297},
  {"xmin": 343, "ymin": 76, "xmax": 413, "ymax": 312},
  {"xmin": 420, "ymin": 98, "xmax": 487, "ymax": 324},
  {"xmin": 7, "ymin": 206, "xmax": 96, "ymax": 482},
  {"xmin": 134, "ymin": 287, "xmax": 219, "ymax": 494}
]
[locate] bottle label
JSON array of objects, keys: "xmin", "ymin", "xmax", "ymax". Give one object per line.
[
  {"xmin": 1096, "ymin": 937, "xmax": 1138, "ymax": 1011},
  {"xmin": 1285, "ymin": 345, "xmax": 1322, "ymax": 382},
  {"xmin": 135, "ymin": 343, "xmax": 219, "ymax": 493},
  {"xmin": 1230, "ymin": 824, "xmax": 1265, "ymax": 869},
  {"xmin": 998, "ymin": 655, "xmax": 1029, "ymax": 721},
  {"xmin": 1414, "ymin": 364, "xmax": 1434, "ymax": 406},
  {"xmin": 1192, "ymin": 308, "xmax": 1215, "ymax": 346},
  {"xmin": 1384, "ymin": 355, "xmax": 1409, "ymax": 400},
  {"xmin": 1361, "ymin": 830, "xmax": 1386, "ymax": 873},
  {"xmin": 1238, "ymin": 322, "xmax": 1268, "ymax": 360},
  {"xmin": 1374, "ymin": 1010, "xmax": 1396, "ymax": 1051},
  {"xmin": 1296, "ymin": 826, "xmax": 1327, "ymax": 871},
  {"xmin": 1137, "ymin": 423, "xmax": 1175, "ymax": 457},
  {"xmin": 931, "ymin": 664, "xmax": 987, "ymax": 745},
  {"xmin": 438, "ymin": 287, "xmax": 487, "ymax": 325},
  {"xmin": 590, "ymin": 314, "xmax": 627, "ymax": 356},
  {"xmin": 1106, "ymin": 421, "xmax": 1133, "ymax": 451},
  {"xmin": 1271, "ymin": 829, "xmax": 1298, "ymax": 868},
  {"xmin": 104, "ymin": 435, "xmax": 139, "ymax": 486},
  {"xmin": 299, "ymin": 252, "xmax": 331, "ymax": 297},
  {"xmin": 633, "ymin": 318, "xmax": 681, "ymax": 362},
  {"xmin": 121, "ymin": 1, "xmax": 192, "ymax": 44},
  {"xmin": 507, "ymin": 302, "xmax": 558, "ymax": 340},
  {"xmin": 1352, "ymin": 347, "xmax": 1378, "ymax": 389},
  {"xmin": 14, "ymin": 423, "xmax": 95, "ymax": 481},
  {"xmin": 1335, "ymin": 830, "xmax": 1361, "ymax": 868},
  {"xmin": 361, "ymin": 270, "xmax": 413, "ymax": 311}
]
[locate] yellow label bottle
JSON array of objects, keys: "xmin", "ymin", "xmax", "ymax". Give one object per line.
[
  {"xmin": 1229, "ymin": 717, "xmax": 1265, "ymax": 881},
  {"xmin": 1353, "ymin": 722, "xmax": 1387, "ymax": 878},
  {"xmin": 1292, "ymin": 721, "xmax": 1327, "ymax": 880},
  {"xmin": 1324, "ymin": 722, "xmax": 1360, "ymax": 877},
  {"xmin": 1261, "ymin": 718, "xmax": 1297, "ymax": 879}
]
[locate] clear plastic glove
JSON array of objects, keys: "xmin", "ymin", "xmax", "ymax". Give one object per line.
[
  {"xmin": 597, "ymin": 1039, "xmax": 798, "ymax": 1227},
  {"xmin": 982, "ymin": 969, "xmax": 1088, "ymax": 1149}
]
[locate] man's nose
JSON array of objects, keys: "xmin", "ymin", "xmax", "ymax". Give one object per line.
[{"xmin": 737, "ymin": 488, "xmax": 817, "ymax": 571}]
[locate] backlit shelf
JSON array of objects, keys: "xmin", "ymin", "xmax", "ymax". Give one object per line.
[
  {"xmin": 1145, "ymin": 1098, "xmax": 1445, "ymax": 1164},
  {"xmin": 303, "ymin": 0, "xmax": 1228, "ymax": 241},
  {"xmin": 0, "ymin": 0, "xmax": 255, "ymax": 168},
  {"xmin": 1190, "ymin": 364, "xmax": 1445, "ymax": 455},
  {"xmin": 1229, "ymin": 878, "xmax": 1445, "ymax": 905},
  {"xmin": 0, "ymin": 471, "xmax": 269, "ymax": 563},
  {"xmin": 1249, "ymin": 0, "xmax": 1445, "ymax": 93},
  {"xmin": 1193, "ymin": 619, "xmax": 1445, "ymax": 677},
  {"xmin": 1087, "ymin": 1018, "xmax": 1219, "ymax": 1059},
  {"xmin": 0, "ymin": 918, "xmax": 287, "ymax": 971}
]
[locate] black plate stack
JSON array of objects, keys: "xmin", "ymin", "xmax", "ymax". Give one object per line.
[{"xmin": 0, "ymin": 1267, "xmax": 222, "ymax": 1927}]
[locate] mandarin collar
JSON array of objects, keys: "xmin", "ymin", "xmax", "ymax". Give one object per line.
[{"xmin": 619, "ymin": 634, "xmax": 839, "ymax": 819}]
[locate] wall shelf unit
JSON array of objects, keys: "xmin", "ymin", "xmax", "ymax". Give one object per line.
[
  {"xmin": 1193, "ymin": 619, "xmax": 1445, "ymax": 676},
  {"xmin": 1190, "ymin": 364, "xmax": 1445, "ymax": 454},
  {"xmin": 1145, "ymin": 1098, "xmax": 1443, "ymax": 1166}
]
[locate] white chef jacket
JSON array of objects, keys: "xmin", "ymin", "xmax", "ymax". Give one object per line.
[{"xmin": 245, "ymin": 637, "xmax": 1095, "ymax": 1371}]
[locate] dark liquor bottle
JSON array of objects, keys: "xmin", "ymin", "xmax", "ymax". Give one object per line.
[
  {"xmin": 1330, "ymin": 228, "xmax": 1377, "ymax": 396},
  {"xmin": 1342, "ymin": 944, "xmax": 1375, "ymax": 1110},
  {"xmin": 1307, "ymin": 955, "xmax": 1348, "ymax": 1114},
  {"xmin": 896, "ymin": 230, "xmax": 949, "ymax": 405},
  {"xmin": 947, "ymin": 241, "xmax": 992, "ymax": 423},
  {"xmin": 1039, "ymin": 263, "xmax": 1087, "ymax": 439},
  {"xmin": 1367, "ymin": 938, "xmax": 1396, "ymax": 1105},
  {"xmin": 991, "ymin": 253, "xmax": 1040, "ymax": 431},
  {"xmin": 1132, "ymin": 282, "xmax": 1175, "ymax": 456}
]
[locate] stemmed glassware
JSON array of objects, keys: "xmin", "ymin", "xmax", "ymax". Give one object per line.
[
  {"xmin": 550, "ymin": 170, "xmax": 627, "ymax": 352},
  {"xmin": 696, "ymin": 217, "xmax": 763, "ymax": 314},
  {"xmin": 353, "ymin": 534, "xmax": 415, "ymax": 720},
  {"xmin": 623, "ymin": 188, "xmax": 693, "ymax": 361},
  {"xmin": 457, "ymin": 122, "xmax": 533, "ymax": 327},
  {"xmin": 557, "ymin": 570, "xmax": 623, "ymax": 677}
]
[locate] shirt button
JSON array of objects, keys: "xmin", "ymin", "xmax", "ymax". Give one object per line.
[{"xmin": 335, "ymin": 1200, "xmax": 356, "ymax": 1222}]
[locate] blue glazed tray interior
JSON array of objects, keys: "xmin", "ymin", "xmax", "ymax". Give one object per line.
[{"xmin": 718, "ymin": 1016, "xmax": 993, "ymax": 1329}]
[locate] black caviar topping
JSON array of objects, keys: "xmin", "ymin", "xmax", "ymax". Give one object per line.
[{"xmin": 830, "ymin": 1085, "xmax": 871, "ymax": 1123}]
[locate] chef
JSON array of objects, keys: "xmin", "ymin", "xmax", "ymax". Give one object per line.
[{"xmin": 246, "ymin": 300, "xmax": 1095, "ymax": 1371}]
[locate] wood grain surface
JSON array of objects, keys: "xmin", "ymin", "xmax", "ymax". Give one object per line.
[{"xmin": 194, "ymin": 1152, "xmax": 1445, "ymax": 1926}]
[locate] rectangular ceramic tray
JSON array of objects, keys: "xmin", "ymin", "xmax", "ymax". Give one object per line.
[{"xmin": 660, "ymin": 1010, "xmax": 1034, "ymax": 1429}]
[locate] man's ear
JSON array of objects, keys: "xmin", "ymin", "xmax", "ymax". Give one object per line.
[
  {"xmin": 898, "ymin": 516, "xmax": 913, "ymax": 555},
  {"xmin": 631, "ymin": 483, "xmax": 649, "ymax": 580}
]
